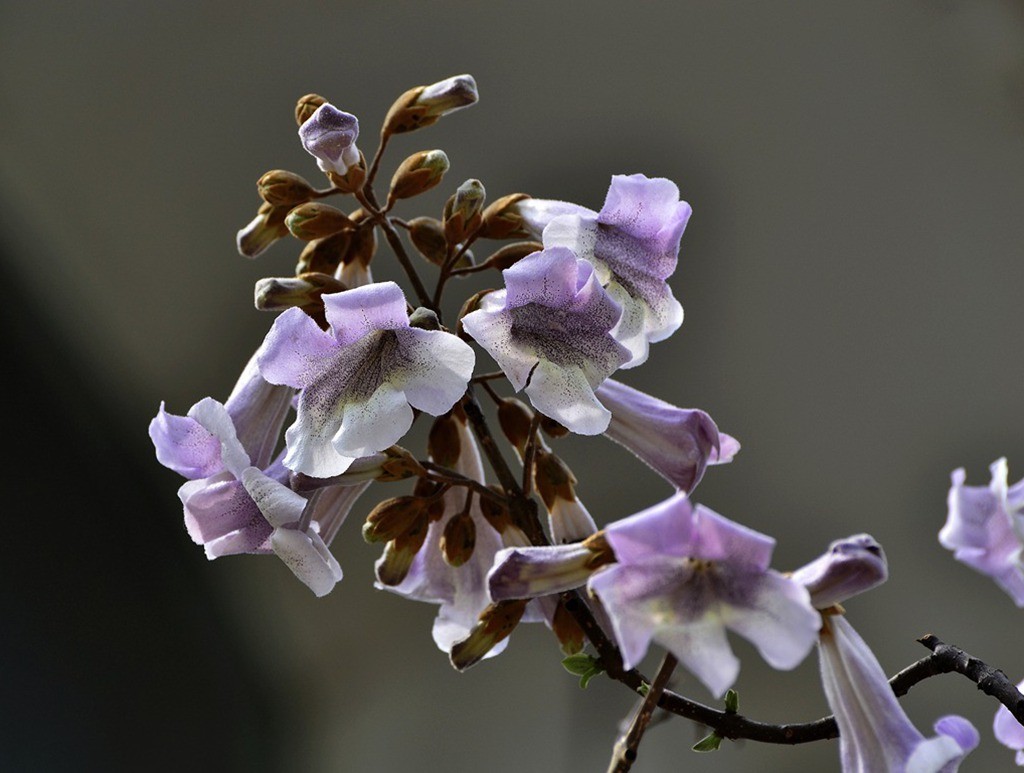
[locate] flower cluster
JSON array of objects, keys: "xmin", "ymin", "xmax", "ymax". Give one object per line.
[{"xmin": 151, "ymin": 74, "xmax": 1009, "ymax": 771}]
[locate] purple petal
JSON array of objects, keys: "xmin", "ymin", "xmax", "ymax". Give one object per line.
[
  {"xmin": 791, "ymin": 534, "xmax": 888, "ymax": 609},
  {"xmin": 322, "ymin": 282, "xmax": 410, "ymax": 346},
  {"xmin": 602, "ymin": 492, "xmax": 697, "ymax": 564},
  {"xmin": 599, "ymin": 174, "xmax": 692, "ymax": 248},
  {"xmin": 586, "ymin": 564, "xmax": 658, "ymax": 670},
  {"xmin": 179, "ymin": 477, "xmax": 272, "ymax": 558},
  {"xmin": 298, "ymin": 103, "xmax": 360, "ymax": 175},
  {"xmin": 502, "ymin": 247, "xmax": 583, "ymax": 309},
  {"xmin": 994, "ymin": 680, "xmax": 1024, "ymax": 759},
  {"xmin": 187, "ymin": 398, "xmax": 251, "ymax": 478},
  {"xmin": 149, "ymin": 402, "xmax": 222, "ymax": 479},
  {"xmin": 224, "ymin": 351, "xmax": 293, "ymax": 469},
  {"xmin": 488, "ymin": 544, "xmax": 598, "ymax": 600},
  {"xmin": 257, "ymin": 306, "xmax": 341, "ymax": 389}
]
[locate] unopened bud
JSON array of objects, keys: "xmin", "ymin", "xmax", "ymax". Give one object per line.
[
  {"xmin": 408, "ymin": 307, "xmax": 441, "ymax": 331},
  {"xmin": 326, "ymin": 153, "xmax": 367, "ymax": 194},
  {"xmin": 552, "ymin": 599, "xmax": 585, "ymax": 656},
  {"xmin": 498, "ymin": 398, "xmax": 534, "ymax": 456},
  {"xmin": 441, "ymin": 510, "xmax": 477, "ymax": 567},
  {"xmin": 478, "ymin": 491, "xmax": 513, "ymax": 534},
  {"xmin": 295, "ymin": 93, "xmax": 327, "ymax": 126},
  {"xmin": 257, "ymin": 170, "xmax": 317, "ymax": 208},
  {"xmin": 540, "ymin": 415, "xmax": 570, "ymax": 439},
  {"xmin": 443, "ymin": 178, "xmax": 485, "ymax": 244},
  {"xmin": 363, "ymin": 496, "xmax": 429, "ymax": 543},
  {"xmin": 236, "ymin": 202, "xmax": 289, "ymax": 258},
  {"xmin": 296, "ymin": 231, "xmax": 351, "ymax": 275},
  {"xmin": 299, "ymin": 103, "xmax": 361, "ymax": 176},
  {"xmin": 533, "ymin": 449, "xmax": 576, "ymax": 510},
  {"xmin": 375, "ymin": 522, "xmax": 430, "ymax": 586},
  {"xmin": 406, "ymin": 217, "xmax": 448, "ymax": 265},
  {"xmin": 450, "ymin": 599, "xmax": 527, "ymax": 671},
  {"xmin": 254, "ymin": 273, "xmax": 346, "ymax": 312},
  {"xmin": 481, "ymin": 241, "xmax": 542, "ymax": 272},
  {"xmin": 285, "ymin": 202, "xmax": 353, "ymax": 240},
  {"xmin": 428, "ymin": 413, "xmax": 462, "ymax": 467},
  {"xmin": 382, "ymin": 74, "xmax": 479, "ymax": 136},
  {"xmin": 478, "ymin": 193, "xmax": 530, "ymax": 239},
  {"xmin": 790, "ymin": 534, "xmax": 888, "ymax": 610},
  {"xmin": 380, "ymin": 446, "xmax": 427, "ymax": 480},
  {"xmin": 343, "ymin": 218, "xmax": 378, "ymax": 269},
  {"xmin": 388, "ymin": 150, "xmax": 449, "ymax": 202}
]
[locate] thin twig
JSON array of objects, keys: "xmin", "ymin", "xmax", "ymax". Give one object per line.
[
  {"xmin": 364, "ymin": 132, "xmax": 391, "ymax": 191},
  {"xmin": 608, "ymin": 653, "xmax": 678, "ymax": 773},
  {"xmin": 419, "ymin": 460, "xmax": 506, "ymax": 506}
]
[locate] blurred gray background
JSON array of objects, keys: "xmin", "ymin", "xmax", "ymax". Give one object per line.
[{"xmin": 2, "ymin": 0, "xmax": 1023, "ymax": 770}]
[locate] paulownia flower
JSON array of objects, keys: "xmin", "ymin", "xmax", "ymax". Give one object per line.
[
  {"xmin": 489, "ymin": 492, "xmax": 819, "ymax": 698},
  {"xmin": 257, "ymin": 281, "xmax": 475, "ymax": 477},
  {"xmin": 520, "ymin": 174, "xmax": 691, "ymax": 367},
  {"xmin": 461, "ymin": 247, "xmax": 631, "ymax": 435},
  {"xmin": 994, "ymin": 679, "xmax": 1024, "ymax": 767},
  {"xmin": 819, "ymin": 614, "xmax": 978, "ymax": 772},
  {"xmin": 595, "ymin": 377, "xmax": 738, "ymax": 492},
  {"xmin": 939, "ymin": 458, "xmax": 1024, "ymax": 606},
  {"xmin": 791, "ymin": 533, "xmax": 888, "ymax": 610},
  {"xmin": 298, "ymin": 103, "xmax": 361, "ymax": 176}
]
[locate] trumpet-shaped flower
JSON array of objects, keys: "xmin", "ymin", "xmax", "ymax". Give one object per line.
[
  {"xmin": 536, "ymin": 174, "xmax": 691, "ymax": 367},
  {"xmin": 257, "ymin": 281, "xmax": 475, "ymax": 477},
  {"xmin": 595, "ymin": 378, "xmax": 738, "ymax": 492},
  {"xmin": 298, "ymin": 103, "xmax": 360, "ymax": 175},
  {"xmin": 461, "ymin": 247, "xmax": 630, "ymax": 435},
  {"xmin": 993, "ymin": 678, "xmax": 1024, "ymax": 766},
  {"xmin": 791, "ymin": 534, "xmax": 888, "ymax": 610},
  {"xmin": 939, "ymin": 458, "xmax": 1024, "ymax": 606},
  {"xmin": 819, "ymin": 614, "xmax": 978, "ymax": 772}
]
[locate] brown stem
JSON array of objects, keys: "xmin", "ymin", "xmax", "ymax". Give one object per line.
[
  {"xmin": 608, "ymin": 653, "xmax": 678, "ymax": 773},
  {"xmin": 521, "ymin": 412, "xmax": 542, "ymax": 496}
]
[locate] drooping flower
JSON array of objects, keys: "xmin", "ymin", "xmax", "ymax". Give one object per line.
[
  {"xmin": 939, "ymin": 458, "xmax": 1024, "ymax": 607},
  {"xmin": 595, "ymin": 378, "xmax": 738, "ymax": 492},
  {"xmin": 819, "ymin": 614, "xmax": 978, "ymax": 772},
  {"xmin": 790, "ymin": 533, "xmax": 888, "ymax": 610},
  {"xmin": 489, "ymin": 492, "xmax": 819, "ymax": 698},
  {"xmin": 993, "ymin": 679, "xmax": 1024, "ymax": 767},
  {"xmin": 528, "ymin": 174, "xmax": 691, "ymax": 367},
  {"xmin": 298, "ymin": 103, "xmax": 361, "ymax": 176},
  {"xmin": 257, "ymin": 281, "xmax": 475, "ymax": 477},
  {"xmin": 461, "ymin": 247, "xmax": 631, "ymax": 435}
]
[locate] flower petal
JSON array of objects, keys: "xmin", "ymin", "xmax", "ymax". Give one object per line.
[
  {"xmin": 150, "ymin": 402, "xmax": 222, "ymax": 479},
  {"xmin": 270, "ymin": 526, "xmax": 343, "ymax": 597}
]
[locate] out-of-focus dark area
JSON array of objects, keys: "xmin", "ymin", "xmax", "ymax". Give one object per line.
[{"xmin": 2, "ymin": 1, "xmax": 1023, "ymax": 770}]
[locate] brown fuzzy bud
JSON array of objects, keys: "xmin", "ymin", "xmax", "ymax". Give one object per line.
[
  {"xmin": 345, "ymin": 219, "xmax": 378, "ymax": 269},
  {"xmin": 382, "ymin": 75, "xmax": 478, "ymax": 136},
  {"xmin": 450, "ymin": 599, "xmax": 528, "ymax": 671},
  {"xmin": 478, "ymin": 193, "xmax": 530, "ymax": 240},
  {"xmin": 406, "ymin": 217, "xmax": 448, "ymax": 265},
  {"xmin": 539, "ymin": 415, "xmax": 570, "ymax": 439},
  {"xmin": 443, "ymin": 178, "xmax": 485, "ymax": 245},
  {"xmin": 285, "ymin": 202, "xmax": 354, "ymax": 240},
  {"xmin": 581, "ymin": 531, "xmax": 616, "ymax": 570},
  {"xmin": 380, "ymin": 446, "xmax": 427, "ymax": 480},
  {"xmin": 552, "ymin": 598, "xmax": 586, "ymax": 656},
  {"xmin": 375, "ymin": 521, "xmax": 431, "ymax": 586},
  {"xmin": 254, "ymin": 272, "xmax": 346, "ymax": 312},
  {"xmin": 481, "ymin": 241, "xmax": 542, "ymax": 272},
  {"xmin": 363, "ymin": 496, "xmax": 429, "ymax": 543},
  {"xmin": 388, "ymin": 150, "xmax": 449, "ymax": 203},
  {"xmin": 441, "ymin": 510, "xmax": 476, "ymax": 567},
  {"xmin": 478, "ymin": 490, "xmax": 513, "ymax": 534},
  {"xmin": 257, "ymin": 170, "xmax": 317, "ymax": 208},
  {"xmin": 236, "ymin": 202, "xmax": 290, "ymax": 258},
  {"xmin": 428, "ymin": 413, "xmax": 462, "ymax": 468},
  {"xmin": 533, "ymin": 448, "xmax": 576, "ymax": 510},
  {"xmin": 295, "ymin": 93, "xmax": 327, "ymax": 126},
  {"xmin": 497, "ymin": 398, "xmax": 534, "ymax": 456},
  {"xmin": 296, "ymin": 231, "xmax": 351, "ymax": 275}
]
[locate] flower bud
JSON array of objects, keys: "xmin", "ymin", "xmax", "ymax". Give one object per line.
[
  {"xmin": 236, "ymin": 202, "xmax": 289, "ymax": 258},
  {"xmin": 254, "ymin": 272, "xmax": 347, "ymax": 312},
  {"xmin": 478, "ymin": 491, "xmax": 514, "ymax": 534},
  {"xmin": 382, "ymin": 74, "xmax": 479, "ymax": 135},
  {"xmin": 478, "ymin": 193, "xmax": 531, "ymax": 239},
  {"xmin": 285, "ymin": 202, "xmax": 354, "ymax": 240},
  {"xmin": 497, "ymin": 398, "xmax": 534, "ymax": 456},
  {"xmin": 533, "ymin": 449, "xmax": 574, "ymax": 510},
  {"xmin": 298, "ymin": 103, "xmax": 360, "ymax": 176},
  {"xmin": 256, "ymin": 170, "xmax": 317, "ymax": 208},
  {"xmin": 326, "ymin": 154, "xmax": 367, "ymax": 194},
  {"xmin": 450, "ymin": 599, "xmax": 527, "ymax": 671},
  {"xmin": 363, "ymin": 496, "xmax": 429, "ymax": 543},
  {"xmin": 406, "ymin": 217, "xmax": 448, "ymax": 265},
  {"xmin": 441, "ymin": 510, "xmax": 477, "ymax": 567},
  {"xmin": 388, "ymin": 150, "xmax": 450, "ymax": 203},
  {"xmin": 379, "ymin": 446, "xmax": 427, "ymax": 480},
  {"xmin": 552, "ymin": 598, "xmax": 585, "ymax": 656},
  {"xmin": 443, "ymin": 178, "xmax": 485, "ymax": 245},
  {"xmin": 428, "ymin": 413, "xmax": 462, "ymax": 468},
  {"xmin": 295, "ymin": 93, "xmax": 327, "ymax": 126},
  {"xmin": 540, "ymin": 415, "xmax": 569, "ymax": 439},
  {"xmin": 480, "ymin": 241, "xmax": 542, "ymax": 272},
  {"xmin": 375, "ymin": 522, "xmax": 430, "ymax": 586},
  {"xmin": 296, "ymin": 231, "xmax": 351, "ymax": 275}
]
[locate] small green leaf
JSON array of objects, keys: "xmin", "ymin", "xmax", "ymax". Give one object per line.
[
  {"xmin": 561, "ymin": 653, "xmax": 598, "ymax": 677},
  {"xmin": 579, "ymin": 667, "xmax": 603, "ymax": 689},
  {"xmin": 637, "ymin": 681, "xmax": 651, "ymax": 697},
  {"xmin": 692, "ymin": 732, "xmax": 723, "ymax": 753},
  {"xmin": 724, "ymin": 689, "xmax": 739, "ymax": 714}
]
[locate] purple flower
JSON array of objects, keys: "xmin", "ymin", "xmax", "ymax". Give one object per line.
[
  {"xmin": 791, "ymin": 534, "xmax": 888, "ymax": 609},
  {"xmin": 298, "ymin": 103, "xmax": 361, "ymax": 175},
  {"xmin": 994, "ymin": 679, "xmax": 1024, "ymax": 766},
  {"xmin": 536, "ymin": 174, "xmax": 691, "ymax": 367},
  {"xmin": 939, "ymin": 458, "xmax": 1024, "ymax": 606},
  {"xmin": 595, "ymin": 378, "xmax": 738, "ymax": 492},
  {"xmin": 257, "ymin": 281, "xmax": 475, "ymax": 477},
  {"xmin": 819, "ymin": 614, "xmax": 978, "ymax": 772},
  {"xmin": 461, "ymin": 247, "xmax": 631, "ymax": 435},
  {"xmin": 490, "ymin": 492, "xmax": 819, "ymax": 698}
]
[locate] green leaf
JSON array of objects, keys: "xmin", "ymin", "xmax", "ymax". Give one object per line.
[
  {"xmin": 692, "ymin": 732, "xmax": 723, "ymax": 753},
  {"xmin": 724, "ymin": 689, "xmax": 739, "ymax": 714},
  {"xmin": 579, "ymin": 668, "xmax": 603, "ymax": 689},
  {"xmin": 561, "ymin": 653, "xmax": 598, "ymax": 676},
  {"xmin": 637, "ymin": 681, "xmax": 651, "ymax": 697}
]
